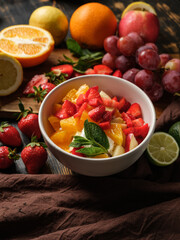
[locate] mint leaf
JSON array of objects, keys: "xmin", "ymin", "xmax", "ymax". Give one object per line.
[
  {"xmin": 76, "ymin": 146, "xmax": 105, "ymax": 156},
  {"xmin": 66, "ymin": 38, "xmax": 83, "ymax": 57},
  {"xmin": 70, "ymin": 136, "xmax": 92, "ymax": 148},
  {"xmin": 84, "ymin": 120, "xmax": 109, "ymax": 149}
]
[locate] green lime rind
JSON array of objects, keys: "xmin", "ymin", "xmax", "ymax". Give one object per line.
[
  {"xmin": 168, "ymin": 121, "xmax": 180, "ymax": 147},
  {"xmin": 147, "ymin": 132, "xmax": 180, "ymax": 167}
]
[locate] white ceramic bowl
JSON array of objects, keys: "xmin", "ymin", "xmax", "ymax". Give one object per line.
[{"xmin": 39, "ymin": 75, "xmax": 156, "ymax": 176}]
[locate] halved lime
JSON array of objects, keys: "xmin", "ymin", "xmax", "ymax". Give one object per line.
[
  {"xmin": 168, "ymin": 121, "xmax": 180, "ymax": 147},
  {"xmin": 147, "ymin": 132, "xmax": 179, "ymax": 166}
]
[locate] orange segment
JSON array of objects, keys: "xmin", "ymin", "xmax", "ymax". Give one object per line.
[
  {"xmin": 105, "ymin": 123, "xmax": 123, "ymax": 145},
  {"xmin": 60, "ymin": 116, "xmax": 79, "ymax": 134},
  {"xmin": 48, "ymin": 115, "xmax": 60, "ymax": 131},
  {"xmin": 0, "ymin": 25, "xmax": 54, "ymax": 67},
  {"xmin": 50, "ymin": 130, "xmax": 73, "ymax": 150}
]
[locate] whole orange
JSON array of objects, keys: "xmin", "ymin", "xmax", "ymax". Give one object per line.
[{"xmin": 70, "ymin": 2, "xmax": 117, "ymax": 50}]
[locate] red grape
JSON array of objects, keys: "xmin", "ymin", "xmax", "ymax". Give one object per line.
[
  {"xmin": 117, "ymin": 36, "xmax": 137, "ymax": 56},
  {"xmin": 128, "ymin": 32, "xmax": 144, "ymax": 48},
  {"xmin": 162, "ymin": 70, "xmax": 180, "ymax": 93},
  {"xmin": 138, "ymin": 48, "xmax": 160, "ymax": 70},
  {"xmin": 115, "ymin": 55, "xmax": 135, "ymax": 73},
  {"xmin": 134, "ymin": 69, "xmax": 154, "ymax": 90},
  {"xmin": 102, "ymin": 53, "xmax": 116, "ymax": 70},
  {"xmin": 165, "ymin": 58, "xmax": 180, "ymax": 72},
  {"xmin": 159, "ymin": 54, "xmax": 171, "ymax": 68},
  {"xmin": 145, "ymin": 43, "xmax": 158, "ymax": 52},
  {"xmin": 104, "ymin": 36, "xmax": 121, "ymax": 56},
  {"xmin": 122, "ymin": 68, "xmax": 139, "ymax": 83},
  {"xmin": 145, "ymin": 82, "xmax": 164, "ymax": 102}
]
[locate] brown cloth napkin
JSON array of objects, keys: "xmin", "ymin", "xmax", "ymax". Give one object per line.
[{"xmin": 0, "ymin": 97, "xmax": 180, "ymax": 240}]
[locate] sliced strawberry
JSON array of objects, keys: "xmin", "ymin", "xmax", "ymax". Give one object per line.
[
  {"xmin": 102, "ymin": 98, "xmax": 122, "ymax": 110},
  {"xmin": 126, "ymin": 103, "xmax": 142, "ymax": 118},
  {"xmin": 88, "ymin": 105, "xmax": 106, "ymax": 122},
  {"xmin": 112, "ymin": 96, "xmax": 118, "ymax": 101},
  {"xmin": 55, "ymin": 100, "xmax": 77, "ymax": 119},
  {"xmin": 23, "ymin": 74, "xmax": 48, "ymax": 95},
  {"xmin": 112, "ymin": 69, "xmax": 122, "ymax": 78},
  {"xmin": 88, "ymin": 97, "xmax": 103, "ymax": 107},
  {"xmin": 74, "ymin": 102, "xmax": 88, "ymax": 118},
  {"xmin": 85, "ymin": 68, "xmax": 96, "ymax": 75},
  {"xmin": 85, "ymin": 86, "xmax": 99, "ymax": 100},
  {"xmin": 51, "ymin": 64, "xmax": 74, "ymax": 79},
  {"xmin": 119, "ymin": 98, "xmax": 131, "ymax": 112},
  {"xmin": 71, "ymin": 147, "xmax": 85, "ymax": 157},
  {"xmin": 76, "ymin": 94, "xmax": 87, "ymax": 106},
  {"xmin": 99, "ymin": 121, "xmax": 111, "ymax": 130},
  {"xmin": 41, "ymin": 82, "xmax": 56, "ymax": 94},
  {"xmin": 93, "ymin": 64, "xmax": 113, "ymax": 75},
  {"xmin": 102, "ymin": 111, "xmax": 113, "ymax": 122},
  {"xmin": 121, "ymin": 112, "xmax": 133, "ymax": 127},
  {"xmin": 132, "ymin": 118, "xmax": 144, "ymax": 127},
  {"xmin": 123, "ymin": 123, "xmax": 149, "ymax": 139},
  {"xmin": 72, "ymin": 71, "xmax": 84, "ymax": 77}
]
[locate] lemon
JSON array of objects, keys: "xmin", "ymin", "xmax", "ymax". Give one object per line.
[
  {"xmin": 0, "ymin": 53, "xmax": 23, "ymax": 96},
  {"xmin": 147, "ymin": 132, "xmax": 179, "ymax": 166},
  {"xmin": 122, "ymin": 1, "xmax": 157, "ymax": 18},
  {"xmin": 29, "ymin": 6, "xmax": 68, "ymax": 45},
  {"xmin": 169, "ymin": 121, "xmax": 180, "ymax": 147}
]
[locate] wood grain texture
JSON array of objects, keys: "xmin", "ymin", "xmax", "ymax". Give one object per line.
[{"xmin": 0, "ymin": 0, "xmax": 179, "ymax": 174}]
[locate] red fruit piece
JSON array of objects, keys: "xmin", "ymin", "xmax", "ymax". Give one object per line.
[
  {"xmin": 88, "ymin": 105, "xmax": 106, "ymax": 122},
  {"xmin": 99, "ymin": 121, "xmax": 111, "ymax": 130},
  {"xmin": 55, "ymin": 100, "xmax": 77, "ymax": 119},
  {"xmin": 70, "ymin": 147, "xmax": 85, "ymax": 157},
  {"xmin": 132, "ymin": 118, "xmax": 144, "ymax": 127},
  {"xmin": 93, "ymin": 64, "xmax": 113, "ymax": 75},
  {"xmin": 51, "ymin": 64, "xmax": 74, "ymax": 79},
  {"xmin": 121, "ymin": 112, "xmax": 133, "ymax": 127},
  {"xmin": 76, "ymin": 94, "xmax": 87, "ymax": 106},
  {"xmin": 0, "ymin": 146, "xmax": 19, "ymax": 169},
  {"xmin": 123, "ymin": 123, "xmax": 149, "ymax": 139},
  {"xmin": 86, "ymin": 86, "xmax": 103, "ymax": 107},
  {"xmin": 112, "ymin": 69, "xmax": 122, "ymax": 78},
  {"xmin": 126, "ymin": 103, "xmax": 142, "ymax": 118},
  {"xmin": 17, "ymin": 99, "xmax": 41, "ymax": 139},
  {"xmin": 0, "ymin": 122, "xmax": 22, "ymax": 147},
  {"xmin": 119, "ymin": 98, "xmax": 131, "ymax": 112},
  {"xmin": 40, "ymin": 82, "xmax": 56, "ymax": 94},
  {"xmin": 23, "ymin": 74, "xmax": 48, "ymax": 95},
  {"xmin": 85, "ymin": 68, "xmax": 96, "ymax": 74},
  {"xmin": 21, "ymin": 137, "xmax": 47, "ymax": 174},
  {"xmin": 74, "ymin": 102, "xmax": 88, "ymax": 118},
  {"xmin": 102, "ymin": 98, "xmax": 124, "ymax": 110},
  {"xmin": 102, "ymin": 111, "xmax": 113, "ymax": 122}
]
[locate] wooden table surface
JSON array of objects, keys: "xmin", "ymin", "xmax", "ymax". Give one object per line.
[{"xmin": 0, "ymin": 0, "xmax": 179, "ymax": 174}]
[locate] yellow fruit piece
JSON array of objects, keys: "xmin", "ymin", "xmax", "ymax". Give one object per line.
[
  {"xmin": 48, "ymin": 115, "xmax": 60, "ymax": 131},
  {"xmin": 0, "ymin": 25, "xmax": 54, "ymax": 67},
  {"xmin": 76, "ymin": 84, "xmax": 89, "ymax": 97},
  {"xmin": 105, "ymin": 123, "xmax": 123, "ymax": 145},
  {"xmin": 50, "ymin": 130, "xmax": 73, "ymax": 148},
  {"xmin": 122, "ymin": 1, "xmax": 157, "ymax": 18},
  {"xmin": 94, "ymin": 153, "xmax": 109, "ymax": 158},
  {"xmin": 70, "ymin": 2, "xmax": 117, "ymax": 49},
  {"xmin": 62, "ymin": 88, "xmax": 77, "ymax": 103},
  {"xmin": 0, "ymin": 53, "xmax": 23, "ymax": 96},
  {"xmin": 60, "ymin": 116, "xmax": 79, "ymax": 134},
  {"xmin": 29, "ymin": 6, "xmax": 68, "ymax": 45}
]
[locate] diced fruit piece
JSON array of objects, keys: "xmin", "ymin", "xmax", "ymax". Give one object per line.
[
  {"xmin": 126, "ymin": 103, "xmax": 142, "ymax": 118},
  {"xmin": 48, "ymin": 115, "xmax": 60, "ymax": 131},
  {"xmin": 23, "ymin": 74, "xmax": 48, "ymax": 95},
  {"xmin": 125, "ymin": 133, "xmax": 138, "ymax": 152},
  {"xmin": 93, "ymin": 64, "xmax": 113, "ymax": 75},
  {"xmin": 53, "ymin": 103, "xmax": 62, "ymax": 114},
  {"xmin": 99, "ymin": 90, "xmax": 111, "ymax": 99},
  {"xmin": 111, "ymin": 117, "xmax": 124, "ymax": 124},
  {"xmin": 60, "ymin": 116, "xmax": 79, "ymax": 134},
  {"xmin": 51, "ymin": 64, "xmax": 74, "ymax": 78},
  {"xmin": 50, "ymin": 130, "xmax": 73, "ymax": 147},
  {"xmin": 105, "ymin": 123, "xmax": 123, "ymax": 145},
  {"xmin": 99, "ymin": 121, "xmax": 111, "ymax": 130},
  {"xmin": 88, "ymin": 105, "xmax": 106, "ymax": 122},
  {"xmin": 55, "ymin": 100, "xmax": 77, "ymax": 119},
  {"xmin": 112, "ymin": 69, "xmax": 122, "ymax": 78},
  {"xmin": 132, "ymin": 118, "xmax": 144, "ymax": 127},
  {"xmin": 76, "ymin": 84, "xmax": 89, "ymax": 97},
  {"xmin": 102, "ymin": 98, "xmax": 124, "ymax": 110},
  {"xmin": 102, "ymin": 111, "xmax": 113, "ymax": 122},
  {"xmin": 62, "ymin": 88, "xmax": 77, "ymax": 103},
  {"xmin": 76, "ymin": 94, "xmax": 87, "ymax": 106},
  {"xmin": 121, "ymin": 112, "xmax": 133, "ymax": 127},
  {"xmin": 123, "ymin": 123, "xmax": 149, "ymax": 139},
  {"xmin": 85, "ymin": 68, "xmax": 96, "ymax": 74},
  {"xmin": 80, "ymin": 110, "xmax": 94, "ymax": 124},
  {"xmin": 112, "ymin": 145, "xmax": 125, "ymax": 157},
  {"xmin": 74, "ymin": 102, "xmax": 88, "ymax": 118}
]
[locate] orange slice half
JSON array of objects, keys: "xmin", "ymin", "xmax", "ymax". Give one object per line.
[{"xmin": 0, "ymin": 25, "xmax": 54, "ymax": 67}]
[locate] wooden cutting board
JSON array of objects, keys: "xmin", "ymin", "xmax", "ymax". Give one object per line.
[{"xmin": 0, "ymin": 48, "xmax": 176, "ymax": 119}]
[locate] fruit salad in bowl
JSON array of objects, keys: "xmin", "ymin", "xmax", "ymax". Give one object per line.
[{"xmin": 39, "ymin": 75, "xmax": 156, "ymax": 176}]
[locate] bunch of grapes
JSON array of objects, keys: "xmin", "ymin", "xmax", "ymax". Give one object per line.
[{"xmin": 102, "ymin": 32, "xmax": 180, "ymax": 102}]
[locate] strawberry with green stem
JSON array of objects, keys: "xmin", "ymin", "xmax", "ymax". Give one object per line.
[
  {"xmin": 0, "ymin": 121, "xmax": 22, "ymax": 147},
  {"xmin": 17, "ymin": 98, "xmax": 41, "ymax": 139},
  {"xmin": 0, "ymin": 146, "xmax": 19, "ymax": 169},
  {"xmin": 21, "ymin": 136, "xmax": 47, "ymax": 174}
]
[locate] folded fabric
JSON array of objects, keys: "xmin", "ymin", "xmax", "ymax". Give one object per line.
[{"xmin": 0, "ymin": 97, "xmax": 180, "ymax": 240}]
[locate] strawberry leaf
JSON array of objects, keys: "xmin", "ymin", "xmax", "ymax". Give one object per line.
[{"xmin": 0, "ymin": 121, "xmax": 10, "ymax": 132}]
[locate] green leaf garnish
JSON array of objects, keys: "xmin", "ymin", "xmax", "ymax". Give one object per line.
[
  {"xmin": 45, "ymin": 71, "xmax": 67, "ymax": 85},
  {"xmin": 70, "ymin": 120, "xmax": 111, "ymax": 157}
]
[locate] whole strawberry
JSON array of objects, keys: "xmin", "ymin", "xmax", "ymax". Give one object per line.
[
  {"xmin": 21, "ymin": 136, "xmax": 47, "ymax": 174},
  {"xmin": 0, "ymin": 146, "xmax": 19, "ymax": 169},
  {"xmin": 0, "ymin": 122, "xmax": 22, "ymax": 147},
  {"xmin": 17, "ymin": 99, "xmax": 41, "ymax": 139}
]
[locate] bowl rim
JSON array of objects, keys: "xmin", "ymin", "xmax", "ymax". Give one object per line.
[{"xmin": 39, "ymin": 74, "xmax": 156, "ymax": 162}]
